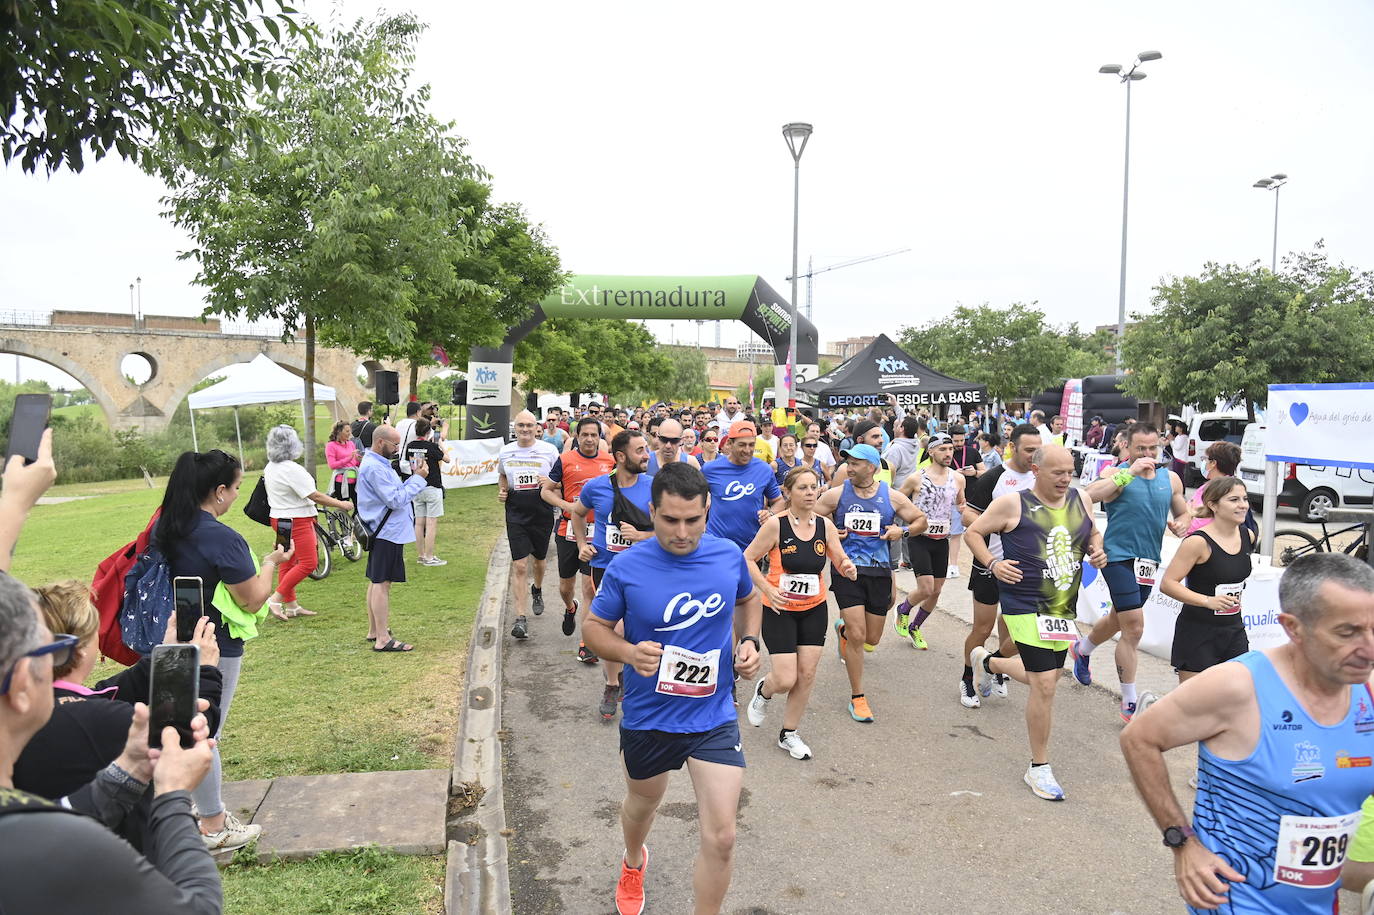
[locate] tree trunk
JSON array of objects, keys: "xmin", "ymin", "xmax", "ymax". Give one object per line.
[
  {"xmin": 409, "ymin": 359, "xmax": 420, "ymax": 402},
  {"xmin": 303, "ymin": 311, "xmax": 317, "ymax": 478},
  {"xmin": 1245, "ymin": 395, "xmax": 1256, "ymax": 424}
]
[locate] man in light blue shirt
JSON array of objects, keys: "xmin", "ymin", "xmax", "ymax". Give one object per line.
[{"xmin": 357, "ymin": 424, "xmax": 430, "ymax": 652}]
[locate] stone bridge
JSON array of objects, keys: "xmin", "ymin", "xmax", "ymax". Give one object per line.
[{"xmin": 0, "ymin": 310, "xmax": 434, "ymax": 432}]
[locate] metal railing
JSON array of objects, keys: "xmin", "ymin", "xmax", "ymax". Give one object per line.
[
  {"xmin": 0, "ymin": 309, "xmax": 288, "ymax": 339},
  {"xmin": 0, "ymin": 310, "xmax": 53, "ymax": 327}
]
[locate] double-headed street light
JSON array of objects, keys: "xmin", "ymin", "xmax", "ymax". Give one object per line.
[
  {"xmin": 1099, "ymin": 50, "xmax": 1162, "ymax": 373},
  {"xmin": 1252, "ymin": 173, "xmax": 1289, "ymax": 271},
  {"xmin": 782, "ymin": 121, "xmax": 812, "ymax": 409}
]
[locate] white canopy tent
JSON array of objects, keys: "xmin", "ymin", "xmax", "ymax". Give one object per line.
[{"xmin": 187, "ymin": 354, "xmax": 337, "ymax": 463}]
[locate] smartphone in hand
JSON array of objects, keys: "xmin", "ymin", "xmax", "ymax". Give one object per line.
[
  {"xmin": 275, "ymin": 517, "xmax": 293, "ymax": 550},
  {"xmin": 6, "ymin": 393, "xmax": 52, "ymax": 466},
  {"xmin": 148, "ymin": 643, "xmax": 200, "ymax": 750},
  {"xmin": 173, "ymin": 576, "xmax": 205, "ymax": 643}
]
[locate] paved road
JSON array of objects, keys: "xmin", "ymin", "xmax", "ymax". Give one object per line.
[{"xmin": 501, "ymin": 560, "xmax": 1203, "ymax": 915}]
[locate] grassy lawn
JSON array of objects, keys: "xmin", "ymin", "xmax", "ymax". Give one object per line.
[
  {"xmin": 10, "ymin": 472, "xmax": 502, "ymax": 777},
  {"xmin": 222, "ymin": 848, "xmax": 444, "ymax": 915}
]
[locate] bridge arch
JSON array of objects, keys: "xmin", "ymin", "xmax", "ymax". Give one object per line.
[{"xmin": 0, "ymin": 335, "xmax": 122, "ymax": 431}]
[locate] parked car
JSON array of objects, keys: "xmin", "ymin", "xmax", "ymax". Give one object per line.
[
  {"xmin": 1180, "ymin": 412, "xmax": 1248, "ymax": 487},
  {"xmin": 1238, "ymin": 423, "xmax": 1374, "ymax": 521}
]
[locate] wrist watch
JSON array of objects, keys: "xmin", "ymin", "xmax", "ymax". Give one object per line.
[
  {"xmin": 1162, "ymin": 825, "xmax": 1195, "ymax": 848},
  {"xmin": 738, "ymin": 635, "xmax": 761, "ymax": 651}
]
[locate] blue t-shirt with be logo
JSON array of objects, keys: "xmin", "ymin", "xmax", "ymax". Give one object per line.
[
  {"xmin": 701, "ymin": 457, "xmax": 780, "ymax": 550},
  {"xmin": 591, "ymin": 535, "xmax": 754, "ymax": 733}
]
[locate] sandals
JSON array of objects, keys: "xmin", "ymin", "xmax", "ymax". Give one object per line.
[
  {"xmin": 363, "ymin": 628, "xmax": 393, "ymax": 644},
  {"xmin": 372, "ymin": 638, "xmax": 414, "ymax": 652},
  {"xmin": 268, "ymin": 600, "xmax": 290, "ymax": 622},
  {"xmin": 290, "ymin": 605, "xmax": 317, "ymax": 617}
]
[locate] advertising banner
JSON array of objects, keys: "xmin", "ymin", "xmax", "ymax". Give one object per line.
[
  {"xmin": 465, "ymin": 360, "xmax": 512, "ymax": 408},
  {"xmin": 440, "ymin": 438, "xmax": 502, "ymax": 489},
  {"xmin": 1060, "ymin": 378, "xmax": 1083, "ymax": 446},
  {"xmin": 1267, "ymin": 383, "xmax": 1374, "ymax": 470}
]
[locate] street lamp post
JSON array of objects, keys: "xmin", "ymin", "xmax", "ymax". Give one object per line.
[
  {"xmin": 1099, "ymin": 51, "xmax": 1162, "ymax": 374},
  {"xmin": 782, "ymin": 122, "xmax": 812, "ymax": 410},
  {"xmin": 1253, "ymin": 174, "xmax": 1289, "ymax": 271}
]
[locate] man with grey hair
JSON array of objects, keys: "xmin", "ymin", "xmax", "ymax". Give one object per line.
[
  {"xmin": 1121, "ymin": 552, "xmax": 1374, "ymax": 914},
  {"xmin": 497, "ymin": 410, "xmax": 561, "ymax": 640},
  {"xmin": 0, "ymin": 431, "xmax": 224, "ymax": 912},
  {"xmin": 357, "ymin": 423, "xmax": 430, "ymax": 652}
]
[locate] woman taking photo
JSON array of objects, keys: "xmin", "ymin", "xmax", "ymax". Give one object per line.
[
  {"xmin": 325, "ymin": 421, "xmax": 360, "ymax": 500},
  {"xmin": 155, "ymin": 449, "xmax": 291, "ymax": 850},
  {"xmin": 743, "ymin": 467, "xmax": 856, "ymax": 760},
  {"xmin": 264, "ymin": 425, "xmax": 353, "ymax": 620},
  {"xmin": 1160, "ymin": 476, "xmax": 1254, "ymax": 682}
]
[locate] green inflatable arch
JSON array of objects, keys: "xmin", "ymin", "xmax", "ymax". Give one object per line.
[{"xmin": 464, "ymin": 274, "xmax": 819, "ymax": 439}]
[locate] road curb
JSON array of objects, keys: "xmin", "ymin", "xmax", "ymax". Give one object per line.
[{"xmin": 445, "ymin": 536, "xmax": 513, "ymax": 915}]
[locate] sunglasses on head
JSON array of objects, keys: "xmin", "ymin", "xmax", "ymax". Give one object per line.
[{"xmin": 0, "ymin": 633, "xmax": 77, "ymax": 695}]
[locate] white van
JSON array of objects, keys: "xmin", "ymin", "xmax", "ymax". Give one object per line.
[
  {"xmin": 1180, "ymin": 412, "xmax": 1248, "ymax": 486},
  {"xmin": 1238, "ymin": 424, "xmax": 1374, "ymax": 521}
]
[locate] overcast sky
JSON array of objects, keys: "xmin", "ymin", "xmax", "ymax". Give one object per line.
[{"xmin": 2, "ymin": 0, "xmax": 1370, "ymax": 385}]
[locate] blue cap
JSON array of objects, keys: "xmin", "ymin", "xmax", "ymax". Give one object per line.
[{"xmin": 841, "ymin": 443, "xmax": 882, "ymax": 468}]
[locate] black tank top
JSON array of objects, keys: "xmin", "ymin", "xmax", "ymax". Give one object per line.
[
  {"xmin": 1181, "ymin": 527, "xmax": 1253, "ymax": 625},
  {"xmin": 775, "ymin": 514, "xmax": 828, "ymax": 575}
]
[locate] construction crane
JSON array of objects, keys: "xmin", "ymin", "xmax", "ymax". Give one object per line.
[{"xmin": 787, "ymin": 248, "xmax": 911, "ymax": 321}]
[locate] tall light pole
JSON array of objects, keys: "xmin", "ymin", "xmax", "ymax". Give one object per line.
[
  {"xmin": 782, "ymin": 122, "xmax": 812, "ymax": 409},
  {"xmin": 1252, "ymin": 173, "xmax": 1288, "ymax": 271},
  {"xmin": 1099, "ymin": 50, "xmax": 1162, "ymax": 373}
]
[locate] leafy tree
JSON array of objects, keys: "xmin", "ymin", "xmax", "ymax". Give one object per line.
[
  {"xmin": 1120, "ymin": 246, "xmax": 1374, "ymax": 421},
  {"xmin": 396, "ymin": 187, "xmax": 562, "ymax": 398},
  {"xmin": 515, "ymin": 319, "xmax": 667, "ymax": 403},
  {"xmin": 649, "ymin": 346, "xmax": 710, "ymax": 405},
  {"xmin": 2, "ymin": 0, "xmax": 305, "ymax": 173},
  {"xmin": 898, "ymin": 303, "xmax": 1090, "ymax": 403},
  {"xmin": 162, "ymin": 15, "xmax": 481, "ymax": 473}
]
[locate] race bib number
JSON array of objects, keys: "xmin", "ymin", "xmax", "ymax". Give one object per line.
[
  {"xmin": 1133, "ymin": 558, "xmax": 1158, "ymax": 586},
  {"xmin": 606, "ymin": 516, "xmax": 633, "ymax": 552},
  {"xmin": 513, "ymin": 468, "xmax": 541, "ymax": 491},
  {"xmin": 1274, "ymin": 811, "xmax": 1361, "ymax": 888},
  {"xmin": 1214, "ymin": 581, "xmax": 1245, "ymax": 615},
  {"xmin": 656, "ymin": 645, "xmax": 720, "ymax": 698},
  {"xmin": 925, "ymin": 518, "xmax": 950, "ymax": 539},
  {"xmin": 564, "ymin": 521, "xmax": 578, "ymax": 542},
  {"xmin": 845, "ymin": 510, "xmax": 882, "ymax": 536},
  {"xmin": 779, "ymin": 573, "xmax": 820, "ymax": 598},
  {"xmin": 1036, "ymin": 614, "xmax": 1076, "ymax": 642}
]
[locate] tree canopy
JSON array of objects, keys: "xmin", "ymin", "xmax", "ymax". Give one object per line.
[
  {"xmin": 1120, "ymin": 245, "xmax": 1374, "ymax": 420},
  {"xmin": 161, "ymin": 15, "xmax": 487, "ymax": 471},
  {"xmin": 2, "ymin": 0, "xmax": 305, "ymax": 173},
  {"xmin": 898, "ymin": 303, "xmax": 1113, "ymax": 403},
  {"xmin": 515, "ymin": 319, "xmax": 666, "ymax": 402}
]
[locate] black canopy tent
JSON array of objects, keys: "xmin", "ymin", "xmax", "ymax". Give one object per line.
[{"xmin": 799, "ymin": 334, "xmax": 988, "ymax": 411}]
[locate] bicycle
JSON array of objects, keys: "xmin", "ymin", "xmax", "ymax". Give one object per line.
[
  {"xmin": 307, "ymin": 473, "xmax": 366, "ymax": 581},
  {"xmin": 1271, "ymin": 517, "xmax": 1368, "ymax": 567}
]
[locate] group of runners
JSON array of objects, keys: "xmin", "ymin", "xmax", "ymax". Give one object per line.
[{"xmin": 491, "ymin": 399, "xmax": 1374, "ymax": 915}]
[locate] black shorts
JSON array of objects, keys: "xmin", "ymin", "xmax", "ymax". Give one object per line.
[
  {"xmin": 830, "ymin": 569, "xmax": 893, "ymax": 615},
  {"xmin": 365, "ymin": 538, "xmax": 406, "ymax": 584},
  {"xmin": 1171, "ymin": 612, "xmax": 1249, "ymax": 673},
  {"xmin": 620, "ymin": 720, "xmax": 745, "ymax": 781},
  {"xmin": 592, "ymin": 565, "xmax": 606, "ymax": 588},
  {"xmin": 762, "ymin": 603, "xmax": 828, "ymax": 653},
  {"xmin": 506, "ymin": 515, "xmax": 554, "ymax": 561},
  {"xmin": 968, "ymin": 560, "xmax": 1000, "ymax": 606},
  {"xmin": 554, "ymin": 535, "xmax": 590, "ymax": 579},
  {"xmin": 1102, "ymin": 560, "xmax": 1153, "ymax": 612},
  {"xmin": 1013, "ymin": 641, "xmax": 1069, "ymax": 674},
  {"xmin": 908, "ymin": 536, "xmax": 951, "ymax": 578}
]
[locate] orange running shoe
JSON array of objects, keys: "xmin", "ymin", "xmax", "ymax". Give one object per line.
[
  {"xmin": 616, "ymin": 845, "xmax": 648, "ymax": 915},
  {"xmin": 849, "ymin": 695, "xmax": 874, "ymax": 723}
]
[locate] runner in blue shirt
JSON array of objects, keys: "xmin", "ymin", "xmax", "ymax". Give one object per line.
[
  {"xmin": 701, "ymin": 420, "xmax": 783, "ymax": 551},
  {"xmin": 571, "ymin": 428, "xmax": 655, "ymax": 721},
  {"xmin": 585, "ymin": 462, "xmax": 762, "ymax": 915}
]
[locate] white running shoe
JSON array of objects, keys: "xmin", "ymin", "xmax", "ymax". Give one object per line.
[
  {"xmin": 1137, "ymin": 691, "xmax": 1160, "ymax": 715},
  {"xmin": 778, "ymin": 731, "xmax": 812, "ymax": 760},
  {"xmin": 959, "ymin": 678, "xmax": 981, "ymax": 709},
  {"xmin": 947, "ymin": 564, "xmax": 960, "ymax": 578},
  {"xmin": 992, "ymin": 673, "xmax": 1010, "ymax": 699},
  {"xmin": 1024, "ymin": 763, "xmax": 1065, "ymax": 801},
  {"xmin": 970, "ymin": 647, "xmax": 995, "ymax": 698},
  {"xmin": 201, "ymin": 811, "xmax": 262, "ymax": 851},
  {"xmin": 745, "ymin": 678, "xmax": 769, "ymax": 727}
]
